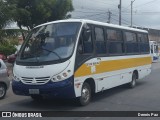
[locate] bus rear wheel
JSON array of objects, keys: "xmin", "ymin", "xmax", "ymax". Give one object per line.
[
  {"xmin": 78, "ymin": 82, "xmax": 91, "ymax": 106},
  {"xmin": 128, "ymin": 72, "xmax": 137, "ymax": 88}
]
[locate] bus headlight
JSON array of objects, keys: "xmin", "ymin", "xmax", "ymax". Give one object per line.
[
  {"xmin": 51, "ymin": 72, "xmax": 68, "ymax": 82},
  {"xmin": 57, "ymin": 75, "xmax": 62, "ymax": 80},
  {"xmin": 62, "ymin": 72, "xmax": 67, "ymax": 77}
]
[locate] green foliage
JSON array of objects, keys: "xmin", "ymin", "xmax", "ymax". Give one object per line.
[
  {"xmin": 9, "ymin": 37, "xmax": 19, "ymax": 46},
  {"xmin": 0, "ymin": 29, "xmax": 27, "ymax": 37},
  {"xmin": 0, "ymin": 0, "xmax": 73, "ymax": 55},
  {"xmin": 0, "ymin": 30, "xmax": 19, "ymax": 55},
  {"xmin": 0, "ymin": 44, "xmax": 16, "ymax": 56},
  {"xmin": 0, "ymin": 0, "xmax": 12, "ymax": 29},
  {"xmin": 0, "ymin": 29, "xmax": 27, "ymax": 44},
  {"xmin": 5, "ymin": 0, "xmax": 74, "ymax": 29}
]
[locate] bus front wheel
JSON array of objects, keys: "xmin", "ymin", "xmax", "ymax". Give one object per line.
[{"xmin": 77, "ymin": 82, "xmax": 91, "ymax": 106}]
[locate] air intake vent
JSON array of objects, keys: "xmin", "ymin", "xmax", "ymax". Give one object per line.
[{"xmin": 21, "ymin": 77, "xmax": 50, "ymax": 85}]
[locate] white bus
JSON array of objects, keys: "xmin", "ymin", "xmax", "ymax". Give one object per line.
[
  {"xmin": 149, "ymin": 41, "xmax": 159, "ymax": 62},
  {"xmin": 12, "ymin": 19, "xmax": 152, "ymax": 106}
]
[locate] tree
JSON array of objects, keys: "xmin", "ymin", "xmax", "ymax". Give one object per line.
[
  {"xmin": 6, "ymin": 0, "xmax": 74, "ymax": 30},
  {"xmin": 0, "ymin": 0, "xmax": 13, "ymax": 43},
  {"xmin": 0, "ymin": 0, "xmax": 12, "ymax": 29}
]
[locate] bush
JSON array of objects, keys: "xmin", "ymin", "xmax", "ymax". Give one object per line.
[
  {"xmin": 0, "ymin": 44, "xmax": 16, "ymax": 56},
  {"xmin": 9, "ymin": 37, "xmax": 19, "ymax": 46},
  {"xmin": 0, "ymin": 36, "xmax": 19, "ymax": 56}
]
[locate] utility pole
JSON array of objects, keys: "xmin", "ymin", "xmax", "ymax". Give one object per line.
[
  {"xmin": 118, "ymin": 0, "xmax": 122, "ymax": 25},
  {"xmin": 131, "ymin": 0, "xmax": 135, "ymax": 27},
  {"xmin": 107, "ymin": 10, "xmax": 112, "ymax": 23}
]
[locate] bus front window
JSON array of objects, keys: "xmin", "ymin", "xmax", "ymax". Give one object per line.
[{"xmin": 19, "ymin": 22, "xmax": 81, "ymax": 63}]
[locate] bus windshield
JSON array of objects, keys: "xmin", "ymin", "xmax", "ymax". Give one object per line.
[{"xmin": 19, "ymin": 22, "xmax": 81, "ymax": 63}]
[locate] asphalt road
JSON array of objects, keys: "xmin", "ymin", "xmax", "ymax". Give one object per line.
[{"xmin": 1, "ymin": 62, "xmax": 160, "ymax": 120}]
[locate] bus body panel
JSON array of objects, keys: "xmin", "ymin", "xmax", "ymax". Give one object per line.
[
  {"xmin": 13, "ymin": 60, "xmax": 71, "ymax": 78},
  {"xmin": 12, "ymin": 76, "xmax": 76, "ymax": 98},
  {"xmin": 74, "ymin": 55, "xmax": 151, "ymax": 97},
  {"xmin": 12, "ymin": 52, "xmax": 79, "ymax": 98}
]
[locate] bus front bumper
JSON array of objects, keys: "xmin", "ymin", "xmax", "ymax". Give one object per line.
[{"xmin": 12, "ymin": 76, "xmax": 76, "ymax": 98}]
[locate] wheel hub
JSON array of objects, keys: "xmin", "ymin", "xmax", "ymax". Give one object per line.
[{"xmin": 82, "ymin": 87, "xmax": 90, "ymax": 102}]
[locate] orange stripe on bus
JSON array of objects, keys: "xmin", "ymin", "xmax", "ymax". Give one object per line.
[{"xmin": 74, "ymin": 57, "xmax": 152, "ymax": 77}]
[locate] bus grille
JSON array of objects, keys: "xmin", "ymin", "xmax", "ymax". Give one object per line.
[{"xmin": 21, "ymin": 77, "xmax": 50, "ymax": 85}]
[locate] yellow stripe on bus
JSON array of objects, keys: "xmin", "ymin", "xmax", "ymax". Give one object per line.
[{"xmin": 74, "ymin": 57, "xmax": 152, "ymax": 77}]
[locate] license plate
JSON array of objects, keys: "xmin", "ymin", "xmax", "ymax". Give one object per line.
[{"xmin": 29, "ymin": 89, "xmax": 39, "ymax": 94}]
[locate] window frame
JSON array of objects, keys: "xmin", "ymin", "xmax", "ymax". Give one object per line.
[
  {"xmin": 94, "ymin": 26, "xmax": 107, "ymax": 55},
  {"xmin": 77, "ymin": 23, "xmax": 150, "ymax": 57},
  {"xmin": 106, "ymin": 28, "xmax": 125, "ymax": 56},
  {"xmin": 78, "ymin": 24, "xmax": 94, "ymax": 55},
  {"xmin": 124, "ymin": 30, "xmax": 140, "ymax": 55},
  {"xmin": 138, "ymin": 33, "xmax": 150, "ymax": 54}
]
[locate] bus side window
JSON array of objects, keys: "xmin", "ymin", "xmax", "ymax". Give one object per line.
[
  {"xmin": 138, "ymin": 33, "xmax": 149, "ymax": 53},
  {"xmin": 107, "ymin": 29, "xmax": 123, "ymax": 54},
  {"xmin": 95, "ymin": 27, "xmax": 106, "ymax": 54},
  {"xmin": 78, "ymin": 25, "xmax": 93, "ymax": 54},
  {"xmin": 125, "ymin": 32, "xmax": 139, "ymax": 53}
]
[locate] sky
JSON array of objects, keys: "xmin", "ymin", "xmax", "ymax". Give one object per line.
[{"xmin": 71, "ymin": 0, "xmax": 160, "ymax": 29}]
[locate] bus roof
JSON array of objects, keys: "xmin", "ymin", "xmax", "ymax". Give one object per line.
[{"xmin": 35, "ymin": 19, "xmax": 148, "ymax": 33}]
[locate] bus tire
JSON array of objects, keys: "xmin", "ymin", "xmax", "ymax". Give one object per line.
[
  {"xmin": 78, "ymin": 82, "xmax": 91, "ymax": 106},
  {"xmin": 0, "ymin": 83, "xmax": 7, "ymax": 99},
  {"xmin": 128, "ymin": 72, "xmax": 137, "ymax": 88},
  {"xmin": 31, "ymin": 95, "xmax": 43, "ymax": 101}
]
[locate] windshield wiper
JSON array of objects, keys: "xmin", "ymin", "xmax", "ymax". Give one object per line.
[{"xmin": 41, "ymin": 47, "xmax": 62, "ymax": 60}]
